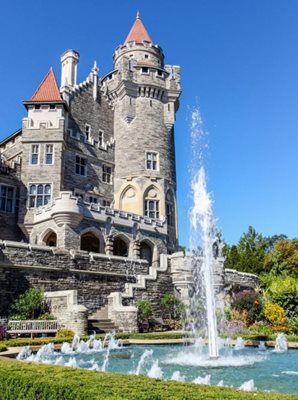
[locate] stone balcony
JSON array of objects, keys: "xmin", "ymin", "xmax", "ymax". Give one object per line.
[{"xmin": 34, "ymin": 191, "xmax": 167, "ymax": 234}]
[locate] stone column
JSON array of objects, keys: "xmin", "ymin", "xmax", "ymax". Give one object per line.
[
  {"xmin": 105, "ymin": 235, "xmax": 114, "ymax": 256},
  {"xmin": 132, "ymin": 240, "xmax": 140, "ymax": 259}
]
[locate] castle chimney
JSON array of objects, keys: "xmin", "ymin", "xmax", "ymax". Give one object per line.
[{"xmin": 60, "ymin": 49, "xmax": 79, "ymax": 89}]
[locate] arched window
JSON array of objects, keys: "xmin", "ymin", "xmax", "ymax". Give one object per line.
[
  {"xmin": 140, "ymin": 241, "xmax": 153, "ymax": 265},
  {"xmin": 81, "ymin": 231, "xmax": 100, "ymax": 253},
  {"xmin": 113, "ymin": 236, "xmax": 128, "ymax": 257},
  {"xmin": 43, "ymin": 231, "xmax": 57, "ymax": 247}
]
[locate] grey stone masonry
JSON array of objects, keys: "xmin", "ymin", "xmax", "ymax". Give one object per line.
[{"xmin": 224, "ymin": 268, "xmax": 259, "ymax": 290}]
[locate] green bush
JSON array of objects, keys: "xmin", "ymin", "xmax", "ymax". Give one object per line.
[
  {"xmin": 161, "ymin": 294, "xmax": 185, "ymax": 320},
  {"xmin": 56, "ymin": 329, "xmax": 75, "ymax": 339},
  {"xmin": 264, "ymin": 303, "xmax": 286, "ymax": 325},
  {"xmin": 0, "ymin": 343, "xmax": 7, "ymax": 352},
  {"xmin": 10, "ymin": 288, "xmax": 45, "ymax": 320},
  {"xmin": 288, "ymin": 316, "xmax": 298, "ymax": 335},
  {"xmin": 0, "ymin": 358, "xmax": 295, "ymax": 400},
  {"xmin": 137, "ymin": 300, "xmax": 153, "ymax": 322},
  {"xmin": 232, "ymin": 290, "xmax": 263, "ymax": 324}
]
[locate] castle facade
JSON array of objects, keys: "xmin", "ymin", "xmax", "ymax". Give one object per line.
[{"xmin": 0, "ymin": 14, "xmax": 181, "ymax": 264}]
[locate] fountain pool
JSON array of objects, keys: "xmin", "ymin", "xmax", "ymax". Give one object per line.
[{"xmin": 17, "ymin": 340, "xmax": 298, "ymax": 395}]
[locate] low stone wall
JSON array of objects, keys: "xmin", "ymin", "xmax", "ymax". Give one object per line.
[
  {"xmin": 0, "ymin": 240, "xmax": 149, "ymax": 316},
  {"xmin": 224, "ymin": 268, "xmax": 259, "ymax": 290}
]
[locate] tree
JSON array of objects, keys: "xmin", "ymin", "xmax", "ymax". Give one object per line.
[
  {"xmin": 264, "ymin": 239, "xmax": 298, "ymax": 277},
  {"xmin": 224, "ymin": 226, "xmax": 267, "ymax": 274},
  {"xmin": 161, "ymin": 294, "xmax": 185, "ymax": 320},
  {"xmin": 10, "ymin": 288, "xmax": 45, "ymax": 320}
]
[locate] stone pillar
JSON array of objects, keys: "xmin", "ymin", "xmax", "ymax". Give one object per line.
[
  {"xmin": 105, "ymin": 235, "xmax": 114, "ymax": 256},
  {"xmin": 170, "ymin": 252, "xmax": 192, "ymax": 306},
  {"xmin": 132, "ymin": 240, "xmax": 140, "ymax": 259}
]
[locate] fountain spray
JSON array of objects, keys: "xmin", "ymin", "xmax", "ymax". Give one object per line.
[{"xmin": 189, "ymin": 107, "xmax": 219, "ymax": 359}]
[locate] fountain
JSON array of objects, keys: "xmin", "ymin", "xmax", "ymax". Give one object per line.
[
  {"xmin": 188, "ymin": 107, "xmax": 219, "ymax": 359},
  {"xmin": 274, "ymin": 333, "xmax": 288, "ymax": 353}
]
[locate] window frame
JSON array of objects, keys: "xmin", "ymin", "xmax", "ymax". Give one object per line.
[
  {"xmin": 28, "ymin": 183, "xmax": 52, "ymax": 208},
  {"xmin": 102, "ymin": 164, "xmax": 113, "ymax": 184},
  {"xmin": 145, "ymin": 151, "xmax": 159, "ymax": 171},
  {"xmin": 75, "ymin": 155, "xmax": 87, "ymax": 177},
  {"xmin": 30, "ymin": 144, "xmax": 39, "ymax": 165},
  {"xmin": 85, "ymin": 124, "xmax": 92, "ymax": 143},
  {"xmin": 0, "ymin": 184, "xmax": 15, "ymax": 213},
  {"xmin": 144, "ymin": 199, "xmax": 160, "ymax": 220},
  {"xmin": 45, "ymin": 144, "xmax": 54, "ymax": 165}
]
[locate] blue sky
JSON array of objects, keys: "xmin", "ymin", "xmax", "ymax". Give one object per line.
[{"xmin": 0, "ymin": 0, "xmax": 297, "ymax": 245}]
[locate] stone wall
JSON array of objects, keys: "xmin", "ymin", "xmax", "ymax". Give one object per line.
[
  {"xmin": 224, "ymin": 268, "xmax": 259, "ymax": 290},
  {"xmin": 0, "ymin": 240, "xmax": 150, "ymax": 317}
]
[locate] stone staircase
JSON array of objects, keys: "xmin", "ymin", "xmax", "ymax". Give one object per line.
[{"xmin": 88, "ymin": 305, "xmax": 118, "ymax": 334}]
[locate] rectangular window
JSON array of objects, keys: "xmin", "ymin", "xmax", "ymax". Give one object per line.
[
  {"xmin": 102, "ymin": 199, "xmax": 111, "ymax": 207},
  {"xmin": 85, "ymin": 124, "xmax": 91, "ymax": 142},
  {"xmin": 145, "ymin": 200, "xmax": 159, "ymax": 219},
  {"xmin": 98, "ymin": 130, "xmax": 104, "ymax": 147},
  {"xmin": 146, "ymin": 152, "xmax": 158, "ymax": 170},
  {"xmin": 87, "ymin": 196, "xmax": 98, "ymax": 204},
  {"xmin": 141, "ymin": 67, "xmax": 149, "ymax": 74},
  {"xmin": 31, "ymin": 145, "xmax": 39, "ymax": 165},
  {"xmin": 75, "ymin": 156, "xmax": 87, "ymax": 176},
  {"xmin": 166, "ymin": 203, "xmax": 174, "ymax": 226},
  {"xmin": 102, "ymin": 164, "xmax": 112, "ymax": 184},
  {"xmin": 29, "ymin": 183, "xmax": 52, "ymax": 208},
  {"xmin": 0, "ymin": 185, "xmax": 14, "ymax": 213},
  {"xmin": 45, "ymin": 144, "xmax": 54, "ymax": 165}
]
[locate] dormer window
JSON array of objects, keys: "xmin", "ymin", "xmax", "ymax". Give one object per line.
[
  {"xmin": 49, "ymin": 104, "xmax": 56, "ymax": 110},
  {"xmin": 35, "ymin": 105, "xmax": 41, "ymax": 110},
  {"xmin": 85, "ymin": 124, "xmax": 91, "ymax": 142}
]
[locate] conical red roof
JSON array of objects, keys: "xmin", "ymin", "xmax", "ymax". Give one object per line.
[
  {"xmin": 29, "ymin": 68, "xmax": 62, "ymax": 102},
  {"xmin": 125, "ymin": 12, "xmax": 152, "ymax": 44}
]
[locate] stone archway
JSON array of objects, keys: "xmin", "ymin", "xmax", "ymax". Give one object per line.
[
  {"xmin": 113, "ymin": 236, "xmax": 129, "ymax": 257},
  {"xmin": 80, "ymin": 231, "xmax": 100, "ymax": 253},
  {"xmin": 43, "ymin": 230, "xmax": 57, "ymax": 247},
  {"xmin": 140, "ymin": 241, "xmax": 153, "ymax": 265}
]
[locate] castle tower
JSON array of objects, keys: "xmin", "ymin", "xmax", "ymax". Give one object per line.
[{"xmin": 102, "ymin": 13, "xmax": 181, "ymax": 252}]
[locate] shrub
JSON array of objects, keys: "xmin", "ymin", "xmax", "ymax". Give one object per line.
[
  {"xmin": 160, "ymin": 294, "xmax": 185, "ymax": 320},
  {"xmin": 271, "ymin": 324, "xmax": 292, "ymax": 333},
  {"xmin": 263, "ymin": 276, "xmax": 298, "ymax": 318},
  {"xmin": 288, "ymin": 316, "xmax": 298, "ymax": 335},
  {"xmin": 230, "ymin": 309, "xmax": 250, "ymax": 326},
  {"xmin": 0, "ymin": 343, "xmax": 7, "ymax": 352},
  {"xmin": 38, "ymin": 313, "xmax": 55, "ymax": 320},
  {"xmin": 10, "ymin": 288, "xmax": 45, "ymax": 320},
  {"xmin": 232, "ymin": 290, "xmax": 263, "ymax": 324},
  {"xmin": 247, "ymin": 321, "xmax": 273, "ymax": 338},
  {"xmin": 264, "ymin": 303, "xmax": 286, "ymax": 325},
  {"xmin": 56, "ymin": 329, "xmax": 75, "ymax": 339},
  {"xmin": 137, "ymin": 300, "xmax": 153, "ymax": 324}
]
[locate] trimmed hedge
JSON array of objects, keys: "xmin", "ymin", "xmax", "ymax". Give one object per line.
[
  {"xmin": 0, "ymin": 358, "xmax": 296, "ymax": 400},
  {"xmin": 0, "ymin": 343, "xmax": 7, "ymax": 352}
]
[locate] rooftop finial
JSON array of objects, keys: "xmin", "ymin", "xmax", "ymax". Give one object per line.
[{"xmin": 136, "ymin": 11, "xmax": 140, "ymax": 19}]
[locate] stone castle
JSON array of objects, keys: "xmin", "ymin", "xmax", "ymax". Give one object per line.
[{"xmin": 0, "ymin": 14, "xmax": 256, "ymax": 332}]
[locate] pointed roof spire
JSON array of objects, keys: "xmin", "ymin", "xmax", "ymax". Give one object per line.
[
  {"xmin": 124, "ymin": 12, "xmax": 152, "ymax": 44},
  {"xmin": 28, "ymin": 68, "xmax": 62, "ymax": 102}
]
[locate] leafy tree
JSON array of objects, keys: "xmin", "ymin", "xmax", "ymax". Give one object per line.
[
  {"xmin": 10, "ymin": 288, "xmax": 45, "ymax": 320},
  {"xmin": 224, "ymin": 226, "xmax": 267, "ymax": 274},
  {"xmin": 264, "ymin": 239, "xmax": 298, "ymax": 277}
]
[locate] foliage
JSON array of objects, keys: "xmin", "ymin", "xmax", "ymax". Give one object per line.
[
  {"xmin": 288, "ymin": 316, "xmax": 298, "ymax": 335},
  {"xmin": 163, "ymin": 319, "xmax": 182, "ymax": 330},
  {"xmin": 261, "ymin": 275, "xmax": 298, "ymax": 318},
  {"xmin": 224, "ymin": 226, "xmax": 268, "ymax": 274},
  {"xmin": 38, "ymin": 313, "xmax": 55, "ymax": 320},
  {"xmin": 229, "ymin": 309, "xmax": 250, "ymax": 326},
  {"xmin": 270, "ymin": 324, "xmax": 292, "ymax": 333},
  {"xmin": 56, "ymin": 329, "xmax": 75, "ymax": 339},
  {"xmin": 137, "ymin": 300, "xmax": 153, "ymax": 322},
  {"xmin": 0, "ymin": 358, "xmax": 296, "ymax": 400},
  {"xmin": 0, "ymin": 324, "xmax": 8, "ymax": 340},
  {"xmin": 264, "ymin": 239, "xmax": 298, "ymax": 277},
  {"xmin": 160, "ymin": 294, "xmax": 185, "ymax": 320},
  {"xmin": 10, "ymin": 288, "xmax": 46, "ymax": 320},
  {"xmin": 247, "ymin": 321, "xmax": 273, "ymax": 338},
  {"xmin": 264, "ymin": 303, "xmax": 286, "ymax": 325},
  {"xmin": 232, "ymin": 290, "xmax": 263, "ymax": 324},
  {"xmin": 218, "ymin": 320, "xmax": 246, "ymax": 335},
  {"xmin": 0, "ymin": 343, "xmax": 7, "ymax": 352}
]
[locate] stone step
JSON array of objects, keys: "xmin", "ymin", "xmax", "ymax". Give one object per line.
[
  {"xmin": 88, "ymin": 317, "xmax": 118, "ymax": 334},
  {"xmin": 89, "ymin": 304, "xmax": 108, "ymax": 320}
]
